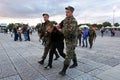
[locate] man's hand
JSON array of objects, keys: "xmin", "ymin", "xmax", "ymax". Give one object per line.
[{"xmin": 56, "ymin": 25, "xmax": 62, "ymax": 32}]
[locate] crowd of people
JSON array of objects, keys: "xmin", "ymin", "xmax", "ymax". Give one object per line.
[
  {"xmin": 12, "ymin": 24, "xmax": 33, "ymax": 41},
  {"xmin": 78, "ymin": 27, "xmax": 96, "ymax": 49},
  {"xmin": 37, "ymin": 6, "xmax": 97, "ymax": 76},
  {"xmin": 100, "ymin": 28, "xmax": 116, "ymax": 37}
]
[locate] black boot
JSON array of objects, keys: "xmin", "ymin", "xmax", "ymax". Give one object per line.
[
  {"xmin": 44, "ymin": 64, "xmax": 52, "ymax": 69},
  {"xmin": 89, "ymin": 46, "xmax": 92, "ymax": 49},
  {"xmin": 82, "ymin": 45, "xmax": 84, "ymax": 48},
  {"xmin": 54, "ymin": 51, "xmax": 60, "ymax": 60},
  {"xmin": 69, "ymin": 59, "xmax": 78, "ymax": 68},
  {"xmin": 38, "ymin": 59, "xmax": 44, "ymax": 65},
  {"xmin": 54, "ymin": 56, "xmax": 60, "ymax": 60},
  {"xmin": 59, "ymin": 65, "xmax": 69, "ymax": 76}
]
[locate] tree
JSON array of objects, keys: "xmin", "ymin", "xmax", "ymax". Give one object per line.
[
  {"xmin": 7, "ymin": 23, "xmax": 14, "ymax": 29},
  {"xmin": 91, "ymin": 24, "xmax": 98, "ymax": 27},
  {"xmin": 114, "ymin": 23, "xmax": 119, "ymax": 27},
  {"xmin": 102, "ymin": 22, "xmax": 111, "ymax": 27},
  {"xmin": 97, "ymin": 24, "xmax": 103, "ymax": 29}
]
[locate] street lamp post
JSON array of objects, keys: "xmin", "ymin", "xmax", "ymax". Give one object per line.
[{"xmin": 113, "ymin": 6, "xmax": 117, "ymax": 26}]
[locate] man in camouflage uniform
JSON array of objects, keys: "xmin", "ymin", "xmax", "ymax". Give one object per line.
[
  {"xmin": 59, "ymin": 6, "xmax": 78, "ymax": 76},
  {"xmin": 38, "ymin": 13, "xmax": 59, "ymax": 65},
  {"xmin": 88, "ymin": 27, "xmax": 96, "ymax": 49},
  {"xmin": 78, "ymin": 29, "xmax": 82, "ymax": 46}
]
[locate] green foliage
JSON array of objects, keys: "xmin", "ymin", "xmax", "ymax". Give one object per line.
[
  {"xmin": 102, "ymin": 22, "xmax": 111, "ymax": 27},
  {"xmin": 7, "ymin": 23, "xmax": 29, "ymax": 29},
  {"xmin": 114, "ymin": 23, "xmax": 119, "ymax": 27},
  {"xmin": 7, "ymin": 23, "xmax": 14, "ymax": 29}
]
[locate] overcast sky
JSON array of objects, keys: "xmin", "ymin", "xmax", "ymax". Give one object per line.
[{"xmin": 0, "ymin": 0, "xmax": 120, "ymax": 25}]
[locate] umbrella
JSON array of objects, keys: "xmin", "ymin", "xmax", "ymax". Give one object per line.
[
  {"xmin": 105, "ymin": 26, "xmax": 111, "ymax": 28},
  {"xmin": 79, "ymin": 25, "xmax": 89, "ymax": 29}
]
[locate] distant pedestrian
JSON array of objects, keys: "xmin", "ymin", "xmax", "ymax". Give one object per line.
[
  {"xmin": 13, "ymin": 25, "xmax": 18, "ymax": 41},
  {"xmin": 78, "ymin": 29, "xmax": 82, "ymax": 46},
  {"xmin": 27, "ymin": 27, "xmax": 30, "ymax": 41},
  {"xmin": 22, "ymin": 24, "xmax": 28, "ymax": 41},
  {"xmin": 88, "ymin": 27, "xmax": 96, "ymax": 49},
  {"xmin": 17, "ymin": 27, "xmax": 22, "ymax": 41},
  {"xmin": 111, "ymin": 29, "xmax": 115, "ymax": 37},
  {"xmin": 100, "ymin": 28, "xmax": 105, "ymax": 37},
  {"xmin": 82, "ymin": 27, "xmax": 89, "ymax": 48}
]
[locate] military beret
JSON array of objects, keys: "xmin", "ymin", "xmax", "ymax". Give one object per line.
[
  {"xmin": 65, "ymin": 6, "xmax": 74, "ymax": 12},
  {"xmin": 42, "ymin": 13, "xmax": 49, "ymax": 17}
]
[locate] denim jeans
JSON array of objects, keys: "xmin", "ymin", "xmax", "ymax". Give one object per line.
[
  {"xmin": 82, "ymin": 37, "xmax": 88, "ymax": 47},
  {"xmin": 23, "ymin": 32, "xmax": 28, "ymax": 40}
]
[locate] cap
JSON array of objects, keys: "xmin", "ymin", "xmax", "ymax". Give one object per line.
[
  {"xmin": 42, "ymin": 13, "xmax": 49, "ymax": 17},
  {"xmin": 65, "ymin": 6, "xmax": 74, "ymax": 12}
]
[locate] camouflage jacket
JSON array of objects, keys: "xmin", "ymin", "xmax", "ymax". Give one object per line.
[
  {"xmin": 88, "ymin": 29, "xmax": 96, "ymax": 38},
  {"xmin": 39, "ymin": 20, "xmax": 51, "ymax": 39},
  {"xmin": 62, "ymin": 16, "xmax": 78, "ymax": 40}
]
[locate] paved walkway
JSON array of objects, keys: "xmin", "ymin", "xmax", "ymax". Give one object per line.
[{"xmin": 0, "ymin": 33, "xmax": 120, "ymax": 80}]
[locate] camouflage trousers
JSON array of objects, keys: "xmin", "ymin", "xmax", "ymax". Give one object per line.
[
  {"xmin": 78, "ymin": 36, "xmax": 81, "ymax": 46},
  {"xmin": 64, "ymin": 40, "xmax": 77, "ymax": 65},
  {"xmin": 88, "ymin": 37, "xmax": 94, "ymax": 48},
  {"xmin": 41, "ymin": 41, "xmax": 50, "ymax": 60},
  {"xmin": 41, "ymin": 41, "xmax": 59, "ymax": 60}
]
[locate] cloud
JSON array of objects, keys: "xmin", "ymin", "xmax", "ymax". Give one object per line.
[{"xmin": 0, "ymin": 0, "xmax": 120, "ymax": 25}]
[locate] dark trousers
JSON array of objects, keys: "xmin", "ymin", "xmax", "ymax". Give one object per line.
[
  {"xmin": 89, "ymin": 37, "xmax": 93, "ymax": 48},
  {"xmin": 28, "ymin": 34, "xmax": 30, "ymax": 41},
  {"xmin": 78, "ymin": 36, "xmax": 81, "ymax": 46},
  {"xmin": 48, "ymin": 42, "xmax": 66, "ymax": 66},
  {"xmin": 14, "ymin": 33, "xmax": 18, "ymax": 41},
  {"xmin": 42, "ymin": 42, "xmax": 59, "ymax": 60}
]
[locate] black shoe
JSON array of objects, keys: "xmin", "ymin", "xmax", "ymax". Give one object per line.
[
  {"xmin": 89, "ymin": 46, "xmax": 92, "ymax": 49},
  {"xmin": 82, "ymin": 46, "xmax": 84, "ymax": 48},
  {"xmin": 44, "ymin": 65, "xmax": 52, "ymax": 69},
  {"xmin": 54, "ymin": 56, "xmax": 60, "ymax": 60},
  {"xmin": 38, "ymin": 60, "xmax": 44, "ymax": 65},
  {"xmin": 59, "ymin": 71, "xmax": 66, "ymax": 76},
  {"xmin": 69, "ymin": 63, "xmax": 78, "ymax": 68}
]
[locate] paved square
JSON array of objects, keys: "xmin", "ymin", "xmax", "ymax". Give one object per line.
[{"xmin": 0, "ymin": 33, "xmax": 120, "ymax": 80}]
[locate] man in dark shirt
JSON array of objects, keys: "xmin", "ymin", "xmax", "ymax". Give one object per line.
[
  {"xmin": 38, "ymin": 14, "xmax": 59, "ymax": 65},
  {"xmin": 13, "ymin": 25, "xmax": 18, "ymax": 41},
  {"xmin": 44, "ymin": 24, "xmax": 66, "ymax": 68},
  {"xmin": 22, "ymin": 24, "xmax": 28, "ymax": 41}
]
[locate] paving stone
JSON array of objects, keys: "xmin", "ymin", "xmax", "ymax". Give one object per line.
[
  {"xmin": 0, "ymin": 75, "xmax": 21, "ymax": 80},
  {"xmin": 78, "ymin": 58, "xmax": 105, "ymax": 68},
  {"xmin": 45, "ymin": 72, "xmax": 72, "ymax": 80},
  {"xmin": 76, "ymin": 62, "xmax": 97, "ymax": 73},
  {"xmin": 88, "ymin": 69, "xmax": 104, "ymax": 77},
  {"xmin": 67, "ymin": 68, "xmax": 84, "ymax": 78},
  {"xmin": 0, "ymin": 61, "xmax": 17, "ymax": 79},
  {"xmin": 97, "ymin": 64, "xmax": 120, "ymax": 80},
  {"xmin": 98, "ymin": 65, "xmax": 112, "ymax": 71},
  {"xmin": 101, "ymin": 58, "xmax": 120, "ymax": 67},
  {"xmin": 73, "ymin": 74, "xmax": 101, "ymax": 80}
]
